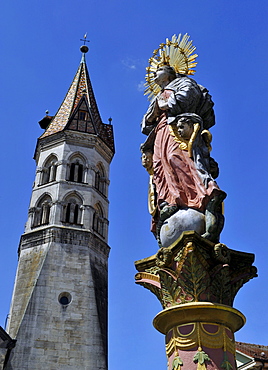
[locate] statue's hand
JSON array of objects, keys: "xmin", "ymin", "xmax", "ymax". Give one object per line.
[
  {"xmin": 157, "ymin": 96, "xmax": 169, "ymax": 110},
  {"xmin": 145, "ymin": 99, "xmax": 162, "ymax": 123}
]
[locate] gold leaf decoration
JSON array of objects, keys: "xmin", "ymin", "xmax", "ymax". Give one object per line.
[{"xmin": 145, "ymin": 33, "xmax": 198, "ymax": 101}]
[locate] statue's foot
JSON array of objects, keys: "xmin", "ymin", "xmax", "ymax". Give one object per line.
[
  {"xmin": 201, "ymin": 231, "xmax": 218, "ymax": 242},
  {"xmin": 201, "ymin": 191, "xmax": 226, "ymax": 242},
  {"xmin": 160, "ymin": 204, "xmax": 178, "ymax": 221},
  {"xmin": 209, "ymin": 190, "xmax": 227, "ymax": 208}
]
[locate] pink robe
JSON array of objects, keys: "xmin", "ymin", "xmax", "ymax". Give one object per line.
[{"xmin": 153, "ymin": 113, "xmax": 218, "ymax": 214}]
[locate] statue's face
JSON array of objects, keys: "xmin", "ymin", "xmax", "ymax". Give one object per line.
[
  {"xmin": 177, "ymin": 120, "xmax": 194, "ymax": 139},
  {"xmin": 154, "ymin": 67, "xmax": 171, "ymax": 86}
]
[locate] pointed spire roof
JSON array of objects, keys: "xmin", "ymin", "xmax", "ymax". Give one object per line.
[{"xmin": 40, "ymin": 48, "xmax": 114, "ymax": 152}]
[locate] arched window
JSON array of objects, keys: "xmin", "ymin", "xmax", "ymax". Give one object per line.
[
  {"xmin": 62, "ymin": 194, "xmax": 83, "ymax": 225},
  {"xmin": 69, "ymin": 161, "xmax": 83, "ymax": 182},
  {"xmin": 41, "ymin": 155, "xmax": 58, "ymax": 185},
  {"xmin": 32, "ymin": 195, "xmax": 52, "ymax": 228},
  {"xmin": 95, "ymin": 163, "xmax": 106, "ymax": 196},
  {"xmin": 67, "ymin": 154, "xmax": 86, "ymax": 183},
  {"xmin": 93, "ymin": 204, "xmax": 104, "ymax": 237}
]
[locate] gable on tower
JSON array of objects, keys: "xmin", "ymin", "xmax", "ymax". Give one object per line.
[{"xmin": 66, "ymin": 94, "xmax": 97, "ymax": 134}]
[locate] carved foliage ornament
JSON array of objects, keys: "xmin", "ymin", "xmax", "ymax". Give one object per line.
[{"xmin": 135, "ymin": 239, "xmax": 257, "ymax": 309}]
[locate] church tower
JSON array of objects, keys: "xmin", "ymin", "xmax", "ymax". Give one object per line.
[{"xmin": 5, "ymin": 44, "xmax": 114, "ymax": 369}]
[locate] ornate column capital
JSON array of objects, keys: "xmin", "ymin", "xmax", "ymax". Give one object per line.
[{"xmin": 135, "ymin": 231, "xmax": 257, "ymax": 308}]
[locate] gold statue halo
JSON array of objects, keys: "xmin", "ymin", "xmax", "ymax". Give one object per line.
[{"xmin": 145, "ymin": 34, "xmax": 198, "ymax": 101}]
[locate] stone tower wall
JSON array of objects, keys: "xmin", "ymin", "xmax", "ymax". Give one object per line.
[
  {"xmin": 6, "ymin": 130, "xmax": 113, "ymax": 369},
  {"xmin": 7, "ymin": 227, "xmax": 109, "ymax": 369}
]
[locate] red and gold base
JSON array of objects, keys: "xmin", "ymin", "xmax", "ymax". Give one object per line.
[{"xmin": 154, "ymin": 303, "xmax": 245, "ymax": 370}]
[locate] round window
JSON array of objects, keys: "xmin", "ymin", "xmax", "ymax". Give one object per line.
[{"xmin": 58, "ymin": 292, "xmax": 72, "ymax": 306}]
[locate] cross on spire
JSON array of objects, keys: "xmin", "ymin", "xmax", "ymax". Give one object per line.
[
  {"xmin": 80, "ymin": 33, "xmax": 90, "ymax": 56},
  {"xmin": 80, "ymin": 33, "xmax": 90, "ymax": 45}
]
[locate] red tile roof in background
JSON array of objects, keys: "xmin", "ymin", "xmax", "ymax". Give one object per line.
[{"xmin": 236, "ymin": 342, "xmax": 268, "ymax": 361}]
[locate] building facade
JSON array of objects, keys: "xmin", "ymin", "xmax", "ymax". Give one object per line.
[{"xmin": 4, "ymin": 46, "xmax": 114, "ymax": 369}]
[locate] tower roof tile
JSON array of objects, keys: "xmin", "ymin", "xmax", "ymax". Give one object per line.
[{"xmin": 40, "ymin": 53, "xmax": 114, "ymax": 153}]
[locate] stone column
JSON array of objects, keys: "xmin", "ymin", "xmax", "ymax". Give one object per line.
[
  {"xmin": 135, "ymin": 231, "xmax": 257, "ymax": 370},
  {"xmin": 48, "ymin": 163, "xmax": 56, "ymax": 182},
  {"xmin": 57, "ymin": 160, "xmax": 66, "ymax": 181},
  {"xmin": 50, "ymin": 201, "xmax": 59, "ymax": 225},
  {"xmin": 35, "ymin": 166, "xmax": 43, "ymax": 186},
  {"xmin": 83, "ymin": 165, "xmax": 88, "ymax": 183},
  {"xmin": 74, "ymin": 162, "xmax": 79, "ymax": 182}
]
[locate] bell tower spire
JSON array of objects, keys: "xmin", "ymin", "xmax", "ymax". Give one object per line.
[
  {"xmin": 39, "ymin": 42, "xmax": 114, "ymax": 153},
  {"xmin": 5, "ymin": 43, "xmax": 114, "ymax": 370}
]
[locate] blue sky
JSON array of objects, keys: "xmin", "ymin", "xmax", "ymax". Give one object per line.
[{"xmin": 0, "ymin": 0, "xmax": 268, "ymax": 368}]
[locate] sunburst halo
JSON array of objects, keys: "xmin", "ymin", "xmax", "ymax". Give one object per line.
[{"xmin": 144, "ymin": 34, "xmax": 198, "ymax": 101}]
